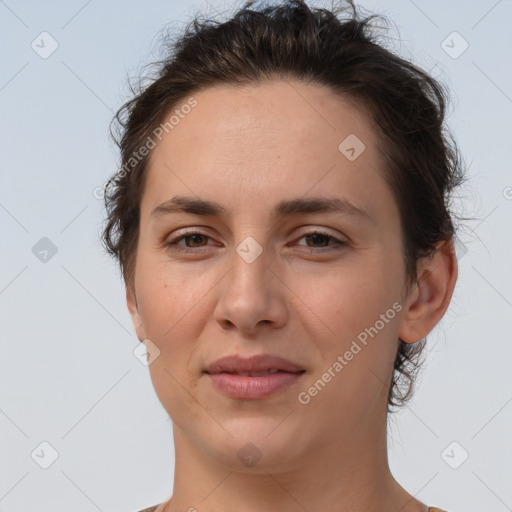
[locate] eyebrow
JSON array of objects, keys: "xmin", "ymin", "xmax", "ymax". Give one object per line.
[{"xmin": 150, "ymin": 195, "xmax": 372, "ymax": 222}]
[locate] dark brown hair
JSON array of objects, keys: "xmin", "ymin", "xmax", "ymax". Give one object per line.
[{"xmin": 101, "ymin": 0, "xmax": 468, "ymax": 411}]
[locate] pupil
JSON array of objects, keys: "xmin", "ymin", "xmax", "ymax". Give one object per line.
[
  {"xmin": 308, "ymin": 233, "xmax": 328, "ymax": 247},
  {"xmin": 189, "ymin": 234, "xmax": 205, "ymax": 246}
]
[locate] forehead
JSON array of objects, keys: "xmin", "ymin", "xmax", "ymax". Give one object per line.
[
  {"xmin": 141, "ymin": 79, "xmax": 395, "ymax": 225},
  {"xmin": 155, "ymin": 80, "xmax": 377, "ymax": 159}
]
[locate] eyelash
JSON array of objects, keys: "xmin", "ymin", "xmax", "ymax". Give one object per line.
[{"xmin": 165, "ymin": 230, "xmax": 346, "ymax": 254}]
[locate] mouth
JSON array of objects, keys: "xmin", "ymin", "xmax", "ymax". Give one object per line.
[
  {"xmin": 204, "ymin": 353, "xmax": 305, "ymax": 375},
  {"xmin": 213, "ymin": 369, "xmax": 300, "ymax": 377},
  {"xmin": 203, "ymin": 354, "xmax": 306, "ymax": 399},
  {"xmin": 204, "ymin": 371, "xmax": 305, "ymax": 399}
]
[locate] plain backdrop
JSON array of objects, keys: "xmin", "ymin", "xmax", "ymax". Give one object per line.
[{"xmin": 1, "ymin": 1, "xmax": 511, "ymax": 511}]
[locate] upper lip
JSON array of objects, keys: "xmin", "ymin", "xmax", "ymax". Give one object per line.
[{"xmin": 204, "ymin": 354, "xmax": 305, "ymax": 374}]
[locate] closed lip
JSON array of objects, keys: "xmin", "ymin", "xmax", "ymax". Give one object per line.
[{"xmin": 204, "ymin": 354, "xmax": 305, "ymax": 375}]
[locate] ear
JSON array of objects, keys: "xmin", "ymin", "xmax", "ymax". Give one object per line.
[
  {"xmin": 126, "ymin": 284, "xmax": 146, "ymax": 342},
  {"xmin": 398, "ymin": 239, "xmax": 458, "ymax": 344}
]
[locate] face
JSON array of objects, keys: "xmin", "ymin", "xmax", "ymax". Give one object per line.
[{"xmin": 127, "ymin": 79, "xmax": 420, "ymax": 472}]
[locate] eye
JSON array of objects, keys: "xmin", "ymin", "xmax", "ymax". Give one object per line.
[
  {"xmin": 165, "ymin": 229, "xmax": 346, "ymax": 255},
  {"xmin": 295, "ymin": 230, "xmax": 346, "ymax": 251},
  {"xmin": 165, "ymin": 231, "xmax": 216, "ymax": 253}
]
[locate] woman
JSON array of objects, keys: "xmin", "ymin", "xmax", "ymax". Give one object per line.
[{"xmin": 101, "ymin": 1, "xmax": 465, "ymax": 511}]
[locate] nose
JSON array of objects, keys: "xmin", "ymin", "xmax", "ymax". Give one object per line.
[{"xmin": 213, "ymin": 240, "xmax": 289, "ymax": 335}]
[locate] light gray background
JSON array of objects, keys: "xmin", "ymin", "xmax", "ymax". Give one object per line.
[{"xmin": 1, "ymin": 1, "xmax": 511, "ymax": 511}]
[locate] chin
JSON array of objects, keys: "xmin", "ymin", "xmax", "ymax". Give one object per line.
[{"xmin": 198, "ymin": 418, "xmax": 306, "ymax": 473}]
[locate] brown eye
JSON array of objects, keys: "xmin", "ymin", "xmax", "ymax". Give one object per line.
[
  {"xmin": 305, "ymin": 233, "xmax": 331, "ymax": 247},
  {"xmin": 181, "ymin": 234, "xmax": 208, "ymax": 247},
  {"xmin": 296, "ymin": 230, "xmax": 346, "ymax": 251},
  {"xmin": 165, "ymin": 231, "xmax": 217, "ymax": 253}
]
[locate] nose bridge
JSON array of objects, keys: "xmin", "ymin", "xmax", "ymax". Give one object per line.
[
  {"xmin": 229, "ymin": 233, "xmax": 271, "ymax": 297},
  {"xmin": 214, "ymin": 232, "xmax": 288, "ymax": 332}
]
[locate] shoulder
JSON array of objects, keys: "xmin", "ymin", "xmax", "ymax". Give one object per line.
[
  {"xmin": 136, "ymin": 505, "xmax": 449, "ymax": 512},
  {"xmin": 136, "ymin": 505, "xmax": 448, "ymax": 512},
  {"xmin": 139, "ymin": 505, "xmax": 446, "ymax": 512}
]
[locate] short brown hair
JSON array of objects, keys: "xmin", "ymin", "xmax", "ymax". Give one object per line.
[{"xmin": 101, "ymin": 0, "xmax": 468, "ymax": 411}]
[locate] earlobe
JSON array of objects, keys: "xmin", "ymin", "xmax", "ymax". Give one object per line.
[
  {"xmin": 398, "ymin": 240, "xmax": 458, "ymax": 344},
  {"xmin": 126, "ymin": 285, "xmax": 146, "ymax": 342}
]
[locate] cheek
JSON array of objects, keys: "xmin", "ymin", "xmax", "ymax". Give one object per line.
[
  {"xmin": 294, "ymin": 258, "xmax": 399, "ymax": 342},
  {"xmin": 136, "ymin": 261, "xmax": 212, "ymax": 427},
  {"xmin": 134, "ymin": 259, "xmax": 211, "ymax": 401},
  {"xmin": 294, "ymin": 256, "xmax": 402, "ymax": 397},
  {"xmin": 135, "ymin": 256, "xmax": 210, "ymax": 339}
]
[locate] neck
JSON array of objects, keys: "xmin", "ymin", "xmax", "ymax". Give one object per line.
[{"xmin": 160, "ymin": 409, "xmax": 427, "ymax": 512}]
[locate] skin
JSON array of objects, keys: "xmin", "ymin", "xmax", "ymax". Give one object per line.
[{"xmin": 126, "ymin": 79, "xmax": 458, "ymax": 512}]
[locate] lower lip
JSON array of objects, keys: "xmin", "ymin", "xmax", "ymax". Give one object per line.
[{"xmin": 205, "ymin": 371, "xmax": 305, "ymax": 399}]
